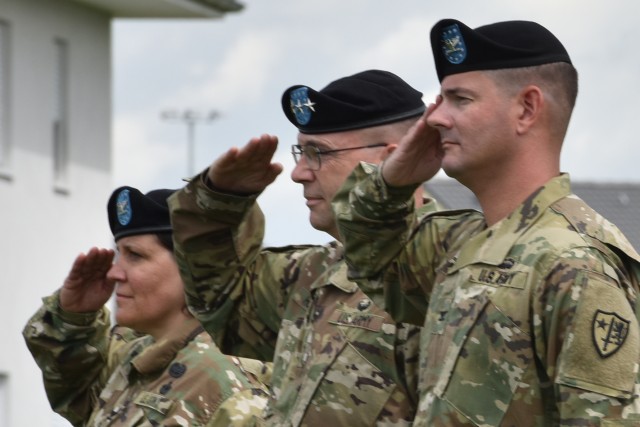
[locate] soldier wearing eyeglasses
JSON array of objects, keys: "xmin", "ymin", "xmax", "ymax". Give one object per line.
[{"xmin": 168, "ymin": 70, "xmax": 442, "ymax": 426}]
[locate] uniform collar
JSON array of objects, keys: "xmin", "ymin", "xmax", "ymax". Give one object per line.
[
  {"xmin": 309, "ymin": 242, "xmax": 359, "ymax": 293},
  {"xmin": 131, "ymin": 317, "xmax": 203, "ymax": 375},
  {"xmin": 451, "ymin": 174, "xmax": 572, "ymax": 271}
]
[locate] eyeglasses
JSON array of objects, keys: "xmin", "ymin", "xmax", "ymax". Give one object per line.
[{"xmin": 291, "ymin": 143, "xmax": 388, "ymax": 171}]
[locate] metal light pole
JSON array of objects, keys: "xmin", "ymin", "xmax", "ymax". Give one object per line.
[{"xmin": 160, "ymin": 109, "xmax": 220, "ymax": 176}]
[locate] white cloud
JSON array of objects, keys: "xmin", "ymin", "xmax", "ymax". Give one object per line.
[
  {"xmin": 112, "ymin": 0, "xmax": 640, "ymax": 248},
  {"xmin": 113, "ymin": 114, "xmax": 187, "ymax": 191},
  {"xmin": 163, "ymin": 30, "xmax": 286, "ymax": 110},
  {"xmin": 346, "ymin": 16, "xmax": 438, "ymax": 96}
]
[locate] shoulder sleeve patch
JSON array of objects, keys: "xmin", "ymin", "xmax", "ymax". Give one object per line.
[{"xmin": 558, "ymin": 270, "xmax": 639, "ymax": 398}]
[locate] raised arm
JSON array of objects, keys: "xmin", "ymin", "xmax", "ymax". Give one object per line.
[
  {"xmin": 333, "ymin": 104, "xmax": 443, "ymax": 279},
  {"xmin": 206, "ymin": 134, "xmax": 283, "ymax": 194},
  {"xmin": 170, "ymin": 135, "xmax": 304, "ymax": 360},
  {"xmin": 59, "ymin": 247, "xmax": 115, "ymax": 313},
  {"xmin": 381, "ymin": 99, "xmax": 443, "ymax": 187},
  {"xmin": 23, "ymin": 249, "xmax": 117, "ymax": 425}
]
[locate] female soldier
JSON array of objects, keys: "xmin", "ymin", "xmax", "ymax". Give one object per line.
[{"xmin": 23, "ymin": 186, "xmax": 270, "ymax": 426}]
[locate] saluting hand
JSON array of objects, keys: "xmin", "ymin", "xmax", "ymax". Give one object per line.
[
  {"xmin": 59, "ymin": 247, "xmax": 115, "ymax": 313},
  {"xmin": 381, "ymin": 99, "xmax": 443, "ymax": 187},
  {"xmin": 206, "ymin": 134, "xmax": 284, "ymax": 195}
]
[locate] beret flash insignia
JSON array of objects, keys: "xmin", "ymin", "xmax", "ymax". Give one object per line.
[
  {"xmin": 441, "ymin": 23, "xmax": 467, "ymax": 65},
  {"xmin": 116, "ymin": 188, "xmax": 132, "ymax": 226},
  {"xmin": 289, "ymin": 86, "xmax": 315, "ymax": 125}
]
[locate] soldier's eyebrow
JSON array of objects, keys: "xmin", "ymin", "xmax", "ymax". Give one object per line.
[
  {"xmin": 299, "ymin": 138, "xmax": 333, "ymax": 150},
  {"xmin": 442, "ymin": 86, "xmax": 477, "ymax": 99}
]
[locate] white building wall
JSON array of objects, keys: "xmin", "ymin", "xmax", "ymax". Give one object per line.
[{"xmin": 0, "ymin": 0, "xmax": 113, "ymax": 425}]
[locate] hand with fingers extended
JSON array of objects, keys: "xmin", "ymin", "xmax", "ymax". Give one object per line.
[
  {"xmin": 381, "ymin": 99, "xmax": 443, "ymax": 187},
  {"xmin": 59, "ymin": 247, "xmax": 116, "ymax": 313},
  {"xmin": 206, "ymin": 134, "xmax": 284, "ymax": 195}
]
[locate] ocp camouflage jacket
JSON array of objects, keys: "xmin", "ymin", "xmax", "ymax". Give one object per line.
[
  {"xmin": 23, "ymin": 292, "xmax": 270, "ymax": 426},
  {"xmin": 169, "ymin": 174, "xmax": 439, "ymax": 426},
  {"xmin": 334, "ymin": 166, "xmax": 640, "ymax": 427}
]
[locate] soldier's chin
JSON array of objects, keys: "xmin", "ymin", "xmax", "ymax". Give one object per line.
[
  {"xmin": 115, "ymin": 310, "xmax": 134, "ymax": 329},
  {"xmin": 308, "ymin": 214, "xmax": 333, "ymax": 235}
]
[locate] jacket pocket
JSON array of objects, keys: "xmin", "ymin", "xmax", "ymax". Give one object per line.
[{"xmin": 422, "ymin": 285, "xmax": 533, "ymax": 426}]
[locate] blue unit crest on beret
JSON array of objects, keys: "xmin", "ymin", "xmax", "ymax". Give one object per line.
[
  {"xmin": 289, "ymin": 86, "xmax": 315, "ymax": 125},
  {"xmin": 441, "ymin": 23, "xmax": 467, "ymax": 64},
  {"xmin": 116, "ymin": 188, "xmax": 132, "ymax": 226}
]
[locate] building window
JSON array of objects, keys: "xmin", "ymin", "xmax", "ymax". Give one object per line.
[
  {"xmin": 53, "ymin": 38, "xmax": 69, "ymax": 192},
  {"xmin": 0, "ymin": 21, "xmax": 10, "ymax": 175}
]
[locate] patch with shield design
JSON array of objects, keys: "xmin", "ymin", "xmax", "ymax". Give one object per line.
[{"xmin": 592, "ymin": 310, "xmax": 630, "ymax": 358}]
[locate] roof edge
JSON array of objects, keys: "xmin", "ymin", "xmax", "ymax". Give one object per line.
[{"xmin": 71, "ymin": 0, "xmax": 244, "ymax": 18}]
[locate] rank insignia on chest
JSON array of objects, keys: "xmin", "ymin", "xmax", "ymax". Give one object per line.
[{"xmin": 592, "ymin": 310, "xmax": 630, "ymax": 358}]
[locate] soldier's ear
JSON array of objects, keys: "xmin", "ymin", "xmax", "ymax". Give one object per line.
[{"xmin": 515, "ymin": 85, "xmax": 543, "ymax": 135}]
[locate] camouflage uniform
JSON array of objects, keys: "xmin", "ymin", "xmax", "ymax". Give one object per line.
[
  {"xmin": 334, "ymin": 165, "xmax": 640, "ymax": 426},
  {"xmin": 23, "ymin": 291, "xmax": 270, "ymax": 427},
  {"xmin": 168, "ymin": 175, "xmax": 439, "ymax": 426}
]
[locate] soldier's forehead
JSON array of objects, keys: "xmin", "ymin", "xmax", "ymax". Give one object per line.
[
  {"xmin": 297, "ymin": 134, "xmax": 333, "ymax": 147},
  {"xmin": 297, "ymin": 130, "xmax": 359, "ymax": 147}
]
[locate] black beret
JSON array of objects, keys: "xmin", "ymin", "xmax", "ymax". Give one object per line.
[
  {"xmin": 431, "ymin": 19, "xmax": 572, "ymax": 82},
  {"xmin": 107, "ymin": 186, "xmax": 175, "ymax": 241},
  {"xmin": 281, "ymin": 69, "xmax": 425, "ymax": 134}
]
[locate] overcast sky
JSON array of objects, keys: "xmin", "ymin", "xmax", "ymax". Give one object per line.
[{"xmin": 112, "ymin": 0, "xmax": 640, "ymax": 246}]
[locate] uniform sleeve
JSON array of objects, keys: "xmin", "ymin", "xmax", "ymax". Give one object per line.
[
  {"xmin": 333, "ymin": 163, "xmax": 486, "ymax": 324},
  {"xmin": 22, "ymin": 291, "xmax": 113, "ymax": 426},
  {"xmin": 534, "ymin": 249, "xmax": 640, "ymax": 424},
  {"xmin": 332, "ymin": 162, "xmax": 419, "ymax": 280},
  {"xmin": 333, "ymin": 163, "xmax": 449, "ymax": 324},
  {"xmin": 169, "ymin": 174, "xmax": 307, "ymax": 361}
]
